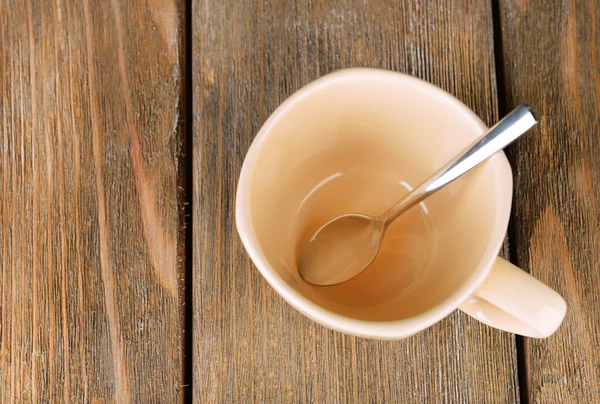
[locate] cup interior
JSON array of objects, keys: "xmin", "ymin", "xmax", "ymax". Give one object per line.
[{"xmin": 237, "ymin": 69, "xmax": 512, "ymax": 334}]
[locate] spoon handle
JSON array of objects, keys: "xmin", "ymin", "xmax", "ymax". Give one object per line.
[{"xmin": 381, "ymin": 104, "xmax": 537, "ymax": 224}]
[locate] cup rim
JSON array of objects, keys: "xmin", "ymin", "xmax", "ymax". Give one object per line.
[{"xmin": 235, "ymin": 68, "xmax": 513, "ymax": 339}]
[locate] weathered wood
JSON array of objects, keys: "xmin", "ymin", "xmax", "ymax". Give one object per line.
[
  {"xmin": 193, "ymin": 1, "xmax": 519, "ymax": 402},
  {"xmin": 0, "ymin": 0, "xmax": 185, "ymax": 402},
  {"xmin": 500, "ymin": 1, "xmax": 600, "ymax": 402}
]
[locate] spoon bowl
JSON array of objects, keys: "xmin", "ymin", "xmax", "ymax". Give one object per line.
[{"xmin": 298, "ymin": 214, "xmax": 385, "ymax": 285}]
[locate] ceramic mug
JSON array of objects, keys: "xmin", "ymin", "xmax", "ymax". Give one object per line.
[{"xmin": 236, "ymin": 68, "xmax": 566, "ymax": 339}]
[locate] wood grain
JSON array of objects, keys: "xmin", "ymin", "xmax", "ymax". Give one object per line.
[
  {"xmin": 499, "ymin": 1, "xmax": 600, "ymax": 403},
  {"xmin": 0, "ymin": 0, "xmax": 185, "ymax": 402},
  {"xmin": 193, "ymin": 1, "xmax": 519, "ymax": 402}
]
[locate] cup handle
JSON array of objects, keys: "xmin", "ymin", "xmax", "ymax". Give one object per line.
[{"xmin": 458, "ymin": 257, "xmax": 566, "ymax": 338}]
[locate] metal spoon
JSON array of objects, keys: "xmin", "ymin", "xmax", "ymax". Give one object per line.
[{"xmin": 298, "ymin": 104, "xmax": 537, "ymax": 286}]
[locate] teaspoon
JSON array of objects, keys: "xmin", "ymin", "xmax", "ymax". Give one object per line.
[{"xmin": 298, "ymin": 104, "xmax": 537, "ymax": 286}]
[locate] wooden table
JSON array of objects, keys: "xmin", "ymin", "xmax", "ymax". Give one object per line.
[{"xmin": 1, "ymin": 0, "xmax": 598, "ymax": 402}]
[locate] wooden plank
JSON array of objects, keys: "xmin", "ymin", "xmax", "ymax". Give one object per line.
[
  {"xmin": 0, "ymin": 0, "xmax": 185, "ymax": 402},
  {"xmin": 499, "ymin": 1, "xmax": 600, "ymax": 402},
  {"xmin": 193, "ymin": 1, "xmax": 519, "ymax": 402}
]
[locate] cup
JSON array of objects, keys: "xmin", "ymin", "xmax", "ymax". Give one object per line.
[{"xmin": 236, "ymin": 68, "xmax": 566, "ymax": 339}]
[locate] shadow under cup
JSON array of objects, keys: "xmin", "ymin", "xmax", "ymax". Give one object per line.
[{"xmin": 240, "ymin": 70, "xmax": 511, "ymax": 330}]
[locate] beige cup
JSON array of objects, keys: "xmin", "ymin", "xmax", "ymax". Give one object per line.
[{"xmin": 236, "ymin": 68, "xmax": 566, "ymax": 339}]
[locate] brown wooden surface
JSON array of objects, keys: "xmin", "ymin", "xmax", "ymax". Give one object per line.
[
  {"xmin": 2, "ymin": 0, "xmax": 599, "ymax": 402},
  {"xmin": 193, "ymin": 1, "xmax": 519, "ymax": 402},
  {"xmin": 500, "ymin": 1, "xmax": 600, "ymax": 403},
  {"xmin": 0, "ymin": 0, "xmax": 185, "ymax": 402}
]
